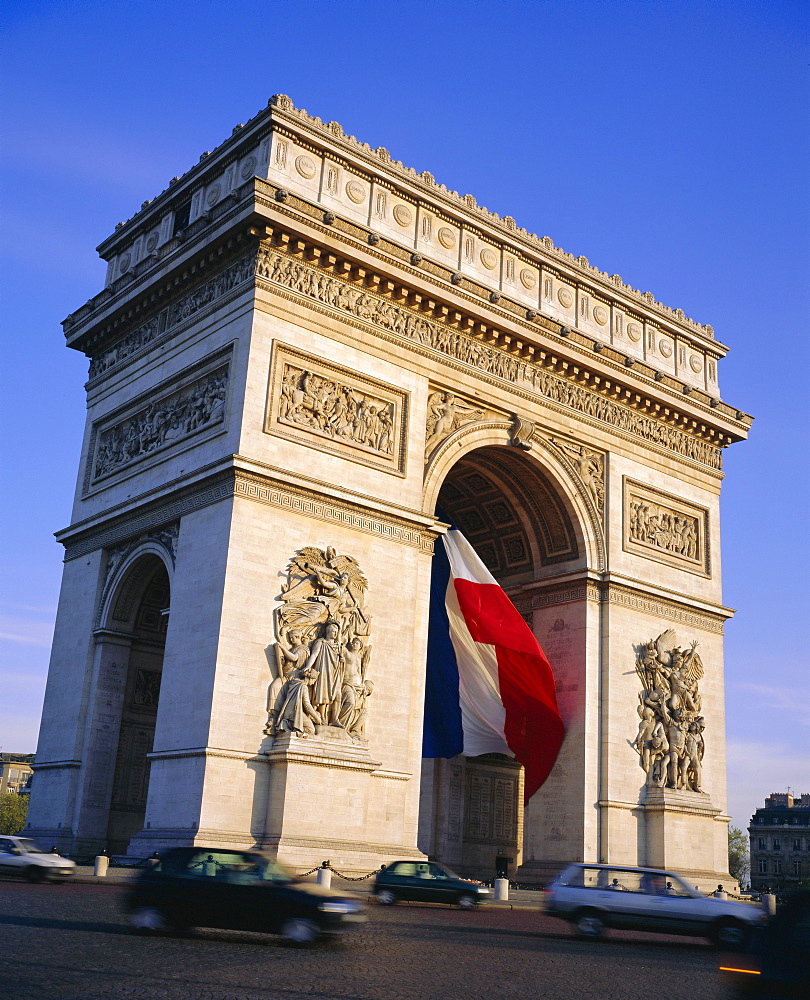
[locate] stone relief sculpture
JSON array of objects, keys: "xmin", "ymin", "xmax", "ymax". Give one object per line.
[
  {"xmin": 424, "ymin": 390, "xmax": 484, "ymax": 456},
  {"xmin": 265, "ymin": 546, "xmax": 373, "ymax": 743},
  {"xmin": 551, "ymin": 437, "xmax": 605, "ymax": 514},
  {"xmin": 92, "ymin": 370, "xmax": 227, "ymax": 480},
  {"xmin": 632, "ymin": 630, "xmax": 705, "ymax": 792},
  {"xmin": 278, "ymin": 364, "xmax": 394, "ymax": 456},
  {"xmin": 628, "ymin": 497, "xmax": 699, "ymax": 560},
  {"xmin": 89, "ymin": 252, "xmax": 255, "ymax": 379},
  {"xmin": 256, "ymin": 247, "xmax": 722, "ymax": 470}
]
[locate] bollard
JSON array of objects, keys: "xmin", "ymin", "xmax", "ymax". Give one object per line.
[
  {"xmin": 317, "ymin": 865, "xmax": 332, "ymax": 889},
  {"xmin": 762, "ymin": 893, "xmax": 776, "ymax": 916},
  {"xmin": 94, "ymin": 855, "xmax": 109, "ymax": 877},
  {"xmin": 494, "ymin": 877, "xmax": 509, "ymax": 901},
  {"xmin": 713, "ymin": 884, "xmax": 727, "ymax": 899}
]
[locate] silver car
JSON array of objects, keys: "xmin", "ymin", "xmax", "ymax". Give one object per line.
[
  {"xmin": 544, "ymin": 863, "xmax": 764, "ymax": 948},
  {"xmin": 0, "ymin": 835, "xmax": 76, "ymax": 882}
]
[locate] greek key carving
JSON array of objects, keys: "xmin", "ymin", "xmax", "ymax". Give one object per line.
[
  {"xmin": 256, "ymin": 247, "xmax": 722, "ymax": 470},
  {"xmin": 91, "ymin": 367, "xmax": 228, "ymax": 482}
]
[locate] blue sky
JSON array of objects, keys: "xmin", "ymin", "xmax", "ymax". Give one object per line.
[{"xmin": 1, "ymin": 0, "xmax": 808, "ymax": 833}]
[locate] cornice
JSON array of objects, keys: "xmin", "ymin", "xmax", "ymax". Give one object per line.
[
  {"xmin": 60, "ymin": 463, "xmax": 439, "ymax": 561},
  {"xmin": 95, "ymin": 94, "xmax": 723, "ymax": 351},
  {"xmin": 510, "ymin": 577, "xmax": 729, "ymax": 634}
]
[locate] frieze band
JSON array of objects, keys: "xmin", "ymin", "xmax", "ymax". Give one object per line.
[{"xmin": 255, "ymin": 247, "xmax": 723, "ymax": 470}]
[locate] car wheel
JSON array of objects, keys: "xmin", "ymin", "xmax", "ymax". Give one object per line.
[
  {"xmin": 458, "ymin": 893, "xmax": 477, "ymax": 910},
  {"xmin": 575, "ymin": 909, "xmax": 605, "ymax": 939},
  {"xmin": 376, "ymin": 889, "xmax": 396, "ymax": 905},
  {"xmin": 130, "ymin": 906, "xmax": 168, "ymax": 933},
  {"xmin": 25, "ymin": 866, "xmax": 45, "ymax": 884},
  {"xmin": 712, "ymin": 918, "xmax": 748, "ymax": 950},
  {"xmin": 281, "ymin": 918, "xmax": 319, "ymax": 945}
]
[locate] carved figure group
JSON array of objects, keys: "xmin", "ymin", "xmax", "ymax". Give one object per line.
[
  {"xmin": 632, "ymin": 630, "xmax": 705, "ymax": 792},
  {"xmin": 279, "ymin": 365, "xmax": 394, "ymax": 456},
  {"xmin": 628, "ymin": 499, "xmax": 699, "ymax": 559},
  {"xmin": 93, "ymin": 371, "xmax": 227, "ymax": 479},
  {"xmin": 266, "ymin": 547, "xmax": 373, "ymax": 742},
  {"xmin": 424, "ymin": 391, "xmax": 484, "ymax": 456}
]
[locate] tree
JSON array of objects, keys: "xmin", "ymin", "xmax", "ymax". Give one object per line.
[
  {"xmin": 0, "ymin": 793, "xmax": 29, "ymax": 835},
  {"xmin": 728, "ymin": 825, "xmax": 750, "ymax": 886}
]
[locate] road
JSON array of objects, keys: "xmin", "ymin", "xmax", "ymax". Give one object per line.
[{"xmin": 0, "ymin": 880, "xmax": 737, "ymax": 1000}]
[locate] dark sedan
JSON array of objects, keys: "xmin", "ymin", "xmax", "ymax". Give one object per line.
[
  {"xmin": 374, "ymin": 861, "xmax": 490, "ymax": 908},
  {"xmin": 124, "ymin": 847, "xmax": 366, "ymax": 944}
]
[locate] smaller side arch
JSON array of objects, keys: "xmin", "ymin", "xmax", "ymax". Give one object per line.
[{"xmin": 97, "ymin": 535, "xmax": 176, "ymax": 632}]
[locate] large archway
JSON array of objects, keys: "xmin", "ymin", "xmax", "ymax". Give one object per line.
[
  {"xmin": 103, "ymin": 555, "xmax": 170, "ymax": 853},
  {"xmin": 419, "ymin": 443, "xmax": 588, "ymax": 879}
]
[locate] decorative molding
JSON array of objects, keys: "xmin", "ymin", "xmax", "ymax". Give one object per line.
[
  {"xmin": 256, "ymin": 247, "xmax": 723, "ymax": 471},
  {"xmin": 623, "ymin": 477, "xmax": 710, "ymax": 577},
  {"xmin": 512, "ymin": 580, "xmax": 727, "ymax": 634},
  {"xmin": 87, "ymin": 251, "xmax": 256, "ymax": 380},
  {"xmin": 266, "ymin": 342, "xmax": 408, "ymax": 475},
  {"xmin": 595, "ymin": 582, "xmax": 727, "ymax": 634},
  {"xmin": 63, "ymin": 467, "xmax": 437, "ymax": 562},
  {"xmin": 85, "ymin": 347, "xmax": 231, "ymax": 492}
]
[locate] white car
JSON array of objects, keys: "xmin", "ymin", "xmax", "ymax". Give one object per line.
[
  {"xmin": 0, "ymin": 835, "xmax": 76, "ymax": 882},
  {"xmin": 544, "ymin": 863, "xmax": 764, "ymax": 948}
]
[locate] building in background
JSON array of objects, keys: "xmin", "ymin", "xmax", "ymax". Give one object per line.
[
  {"xmin": 0, "ymin": 754, "xmax": 35, "ymax": 795},
  {"xmin": 749, "ymin": 792, "xmax": 810, "ymax": 892}
]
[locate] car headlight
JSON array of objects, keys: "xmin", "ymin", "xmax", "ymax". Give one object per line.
[
  {"xmin": 318, "ymin": 901, "xmax": 363, "ymax": 914},
  {"xmin": 476, "ymin": 887, "xmax": 490, "ymax": 894}
]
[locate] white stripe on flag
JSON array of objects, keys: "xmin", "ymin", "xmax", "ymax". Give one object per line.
[
  {"xmin": 444, "ymin": 529, "xmax": 498, "ymax": 586},
  {"xmin": 445, "ymin": 577, "xmax": 511, "ymax": 758}
]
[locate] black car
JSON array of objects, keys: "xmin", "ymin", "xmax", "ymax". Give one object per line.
[
  {"xmin": 374, "ymin": 861, "xmax": 490, "ymax": 908},
  {"xmin": 124, "ymin": 847, "xmax": 366, "ymax": 944},
  {"xmin": 719, "ymin": 890, "xmax": 810, "ymax": 998}
]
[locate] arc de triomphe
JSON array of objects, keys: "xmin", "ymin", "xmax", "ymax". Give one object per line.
[{"xmin": 27, "ymin": 95, "xmax": 750, "ymax": 886}]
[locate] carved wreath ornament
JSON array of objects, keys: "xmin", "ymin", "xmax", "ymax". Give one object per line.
[
  {"xmin": 632, "ymin": 630, "xmax": 706, "ymax": 793},
  {"xmin": 265, "ymin": 547, "xmax": 373, "ymax": 743}
]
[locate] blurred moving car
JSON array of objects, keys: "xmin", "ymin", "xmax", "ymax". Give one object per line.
[
  {"xmin": 544, "ymin": 863, "xmax": 765, "ymax": 947},
  {"xmin": 0, "ymin": 835, "xmax": 76, "ymax": 882},
  {"xmin": 374, "ymin": 861, "xmax": 490, "ymax": 908},
  {"xmin": 719, "ymin": 890, "xmax": 810, "ymax": 998},
  {"xmin": 124, "ymin": 847, "xmax": 366, "ymax": 944}
]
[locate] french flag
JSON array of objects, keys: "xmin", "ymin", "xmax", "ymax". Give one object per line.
[{"xmin": 423, "ymin": 527, "xmax": 565, "ymax": 802}]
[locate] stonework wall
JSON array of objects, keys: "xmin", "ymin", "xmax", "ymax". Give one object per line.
[{"xmin": 30, "ymin": 98, "xmax": 748, "ymax": 881}]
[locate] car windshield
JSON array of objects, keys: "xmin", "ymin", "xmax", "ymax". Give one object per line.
[{"xmin": 15, "ymin": 838, "xmax": 46, "ymax": 854}]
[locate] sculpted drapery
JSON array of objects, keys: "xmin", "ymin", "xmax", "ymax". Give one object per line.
[{"xmin": 266, "ymin": 547, "xmax": 372, "ymax": 742}]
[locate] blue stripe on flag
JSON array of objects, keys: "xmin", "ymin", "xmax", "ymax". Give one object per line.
[{"xmin": 422, "ymin": 531, "xmax": 464, "ymax": 758}]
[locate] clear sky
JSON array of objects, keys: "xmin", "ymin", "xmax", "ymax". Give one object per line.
[{"xmin": 1, "ymin": 0, "xmax": 808, "ymax": 835}]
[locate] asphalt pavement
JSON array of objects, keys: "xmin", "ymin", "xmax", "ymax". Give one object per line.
[{"xmin": 0, "ymin": 878, "xmax": 737, "ymax": 1000}]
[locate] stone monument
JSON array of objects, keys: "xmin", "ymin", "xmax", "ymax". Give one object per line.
[{"xmin": 26, "ymin": 95, "xmax": 750, "ymax": 887}]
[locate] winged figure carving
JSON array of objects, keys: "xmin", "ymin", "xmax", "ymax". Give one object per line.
[{"xmin": 632, "ymin": 629, "xmax": 706, "ymax": 793}]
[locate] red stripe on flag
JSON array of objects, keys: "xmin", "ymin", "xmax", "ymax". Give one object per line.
[{"xmin": 453, "ymin": 579, "xmax": 565, "ymax": 801}]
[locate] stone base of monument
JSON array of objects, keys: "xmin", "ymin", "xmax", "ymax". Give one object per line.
[
  {"xmin": 641, "ymin": 785, "xmax": 736, "ymax": 891},
  {"xmin": 261, "ymin": 731, "xmax": 424, "ymax": 873}
]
